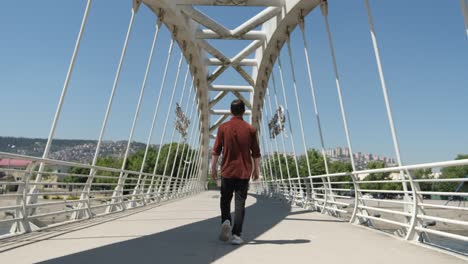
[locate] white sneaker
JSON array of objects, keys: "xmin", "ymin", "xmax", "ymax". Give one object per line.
[
  {"xmin": 219, "ymin": 220, "xmax": 231, "ymax": 241},
  {"xmin": 231, "ymin": 234, "xmax": 244, "ymax": 245}
]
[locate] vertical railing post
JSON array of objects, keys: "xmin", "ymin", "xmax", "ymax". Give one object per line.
[{"xmin": 10, "ymin": 162, "xmax": 38, "ymax": 234}]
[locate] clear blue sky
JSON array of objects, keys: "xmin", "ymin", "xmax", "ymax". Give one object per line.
[{"xmin": 0, "ymin": 1, "xmax": 467, "ymax": 165}]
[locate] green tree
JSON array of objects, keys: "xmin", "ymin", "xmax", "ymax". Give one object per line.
[
  {"xmin": 60, "ymin": 166, "xmax": 89, "ymax": 184},
  {"xmin": 412, "ymin": 168, "xmax": 433, "ymax": 192},
  {"xmin": 62, "ymin": 156, "xmax": 122, "ymax": 190},
  {"xmin": 61, "ymin": 143, "xmax": 198, "ymax": 194},
  {"xmin": 329, "ymin": 160, "xmax": 352, "ymax": 174},
  {"xmin": 272, "ymin": 153, "xmax": 298, "ymax": 179},
  {"xmin": 298, "ymin": 149, "xmax": 326, "ymax": 177},
  {"xmin": 94, "ymin": 156, "xmax": 122, "ymax": 190},
  {"xmin": 361, "ymin": 161, "xmax": 389, "ymax": 191},
  {"xmin": 126, "ymin": 147, "xmax": 158, "ymax": 173},
  {"xmin": 438, "ymin": 154, "xmax": 468, "ymax": 193},
  {"xmin": 328, "ymin": 160, "xmax": 353, "ymax": 190}
]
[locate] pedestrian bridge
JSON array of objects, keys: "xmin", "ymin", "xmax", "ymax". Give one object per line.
[
  {"xmin": 1, "ymin": 0, "xmax": 468, "ymax": 263},
  {"xmin": 0, "ymin": 191, "xmax": 466, "ymax": 264}
]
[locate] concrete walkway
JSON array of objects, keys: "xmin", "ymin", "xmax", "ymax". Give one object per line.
[{"xmin": 0, "ymin": 191, "xmax": 466, "ymax": 264}]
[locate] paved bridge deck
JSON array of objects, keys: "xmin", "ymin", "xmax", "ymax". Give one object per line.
[{"xmin": 0, "ymin": 191, "xmax": 465, "ymax": 264}]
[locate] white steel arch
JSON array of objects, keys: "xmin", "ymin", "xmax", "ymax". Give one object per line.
[
  {"xmin": 1, "ymin": 0, "xmax": 468, "ymax": 257},
  {"xmin": 143, "ymin": 0, "xmax": 322, "ymax": 183}
]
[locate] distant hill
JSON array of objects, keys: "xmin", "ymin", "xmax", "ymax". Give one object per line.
[{"xmin": 0, "ymin": 137, "xmax": 157, "ymax": 164}]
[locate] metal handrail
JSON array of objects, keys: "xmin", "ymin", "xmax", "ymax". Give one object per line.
[
  {"xmin": 0, "ymin": 152, "xmax": 204, "ymax": 238},
  {"xmin": 254, "ymin": 157, "xmax": 468, "ymax": 251}
]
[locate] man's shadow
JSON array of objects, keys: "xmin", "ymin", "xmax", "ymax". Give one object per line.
[{"xmin": 40, "ymin": 194, "xmax": 311, "ymax": 264}]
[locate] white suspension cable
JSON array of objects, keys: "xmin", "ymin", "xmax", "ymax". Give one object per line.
[
  {"xmin": 286, "ymin": 37, "xmax": 313, "ymax": 177},
  {"xmin": 154, "ymin": 53, "xmax": 185, "ymax": 196},
  {"xmin": 183, "ymin": 98, "xmax": 201, "ymax": 191},
  {"xmin": 299, "ymin": 17, "xmax": 334, "ymax": 212},
  {"xmin": 88, "ymin": 7, "xmax": 139, "ymax": 214},
  {"xmin": 259, "ymin": 115, "xmax": 277, "ymax": 183},
  {"xmin": 321, "ymin": 3, "xmax": 356, "ymax": 172},
  {"xmin": 299, "ymin": 20, "xmax": 330, "ymax": 175},
  {"xmin": 187, "ymin": 116, "xmax": 203, "ymax": 192},
  {"xmin": 321, "ymin": 1, "xmax": 363, "ymax": 223},
  {"xmin": 364, "ymin": 0, "xmax": 418, "ymax": 239},
  {"xmin": 263, "ymin": 123, "xmax": 278, "ymax": 183},
  {"xmin": 265, "ymin": 89, "xmax": 284, "ymax": 181},
  {"xmin": 145, "ymin": 37, "xmax": 176, "ymax": 196},
  {"xmin": 116, "ymin": 20, "xmax": 165, "ymax": 208},
  {"xmin": 257, "ymin": 108, "xmax": 276, "ymax": 182},
  {"xmin": 188, "ymin": 122, "xmax": 202, "ymax": 187},
  {"xmin": 175, "ymin": 88, "xmax": 197, "ymax": 194},
  {"xmin": 266, "ymin": 79, "xmax": 288, "ymax": 193},
  {"xmin": 364, "ymin": 0, "xmax": 410, "ymax": 193},
  {"xmin": 194, "ymin": 142, "xmax": 204, "ymax": 191},
  {"xmin": 179, "ymin": 110, "xmax": 200, "ymax": 191},
  {"xmin": 33, "ymin": 0, "xmax": 93, "ymax": 185},
  {"xmin": 286, "ymin": 36, "xmax": 319, "ymax": 204},
  {"xmin": 161, "ymin": 66, "xmax": 191, "ymax": 196},
  {"xmin": 259, "ymin": 138, "xmax": 271, "ymax": 194},
  {"xmin": 169, "ymin": 82, "xmax": 195, "ymax": 196},
  {"xmin": 270, "ymin": 73, "xmax": 294, "ymax": 195},
  {"xmin": 191, "ymin": 149, "xmax": 202, "ymax": 192},
  {"xmin": 90, "ymin": 8, "xmax": 137, "ymax": 170},
  {"xmin": 277, "ymin": 56, "xmax": 302, "ymax": 195},
  {"xmin": 132, "ymin": 19, "xmax": 164, "ymax": 198},
  {"xmin": 182, "ymin": 109, "xmax": 201, "ymax": 193},
  {"xmin": 29, "ymin": 0, "xmax": 93, "ymax": 222},
  {"xmin": 185, "ymin": 133, "xmax": 200, "ymax": 193}
]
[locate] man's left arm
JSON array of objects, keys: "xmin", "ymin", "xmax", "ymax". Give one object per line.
[
  {"xmin": 211, "ymin": 154, "xmax": 220, "ymax": 182},
  {"xmin": 251, "ymin": 128, "xmax": 262, "ymax": 181},
  {"xmin": 252, "ymin": 157, "xmax": 260, "ymax": 181},
  {"xmin": 211, "ymin": 126, "xmax": 223, "ymax": 181}
]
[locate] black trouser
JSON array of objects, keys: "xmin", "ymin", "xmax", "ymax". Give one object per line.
[{"xmin": 220, "ymin": 177, "xmax": 249, "ymax": 236}]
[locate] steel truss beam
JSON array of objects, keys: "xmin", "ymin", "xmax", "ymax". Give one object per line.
[{"xmin": 173, "ymin": 0, "xmax": 284, "ymax": 6}]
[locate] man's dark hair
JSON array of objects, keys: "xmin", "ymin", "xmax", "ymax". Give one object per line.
[{"xmin": 230, "ymin": 99, "xmax": 245, "ymax": 116}]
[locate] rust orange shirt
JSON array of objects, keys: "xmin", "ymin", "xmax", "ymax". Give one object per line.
[{"xmin": 211, "ymin": 116, "xmax": 261, "ymax": 179}]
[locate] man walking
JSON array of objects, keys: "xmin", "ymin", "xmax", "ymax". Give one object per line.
[{"xmin": 211, "ymin": 99, "xmax": 261, "ymax": 245}]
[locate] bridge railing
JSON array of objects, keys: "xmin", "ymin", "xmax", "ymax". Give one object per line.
[
  {"xmin": 255, "ymin": 157, "xmax": 468, "ymax": 254},
  {"xmin": 0, "ymin": 152, "xmax": 204, "ymax": 239}
]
